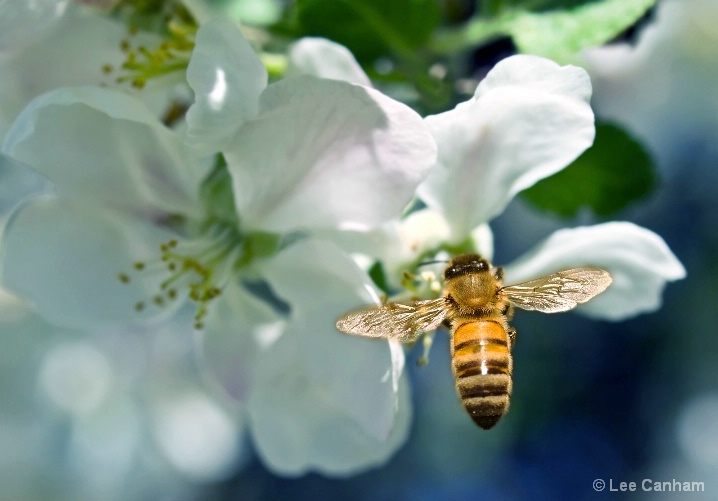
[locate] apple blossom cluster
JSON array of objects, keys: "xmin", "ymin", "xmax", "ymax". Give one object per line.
[{"xmin": 0, "ymin": 3, "xmax": 684, "ymax": 477}]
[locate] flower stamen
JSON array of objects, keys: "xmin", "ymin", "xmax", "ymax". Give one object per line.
[
  {"xmin": 102, "ymin": 2, "xmax": 197, "ymax": 89},
  {"xmin": 118, "ymin": 226, "xmax": 241, "ymax": 328}
]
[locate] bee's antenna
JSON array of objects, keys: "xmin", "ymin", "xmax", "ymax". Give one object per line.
[{"xmin": 418, "ymin": 259, "xmax": 449, "ymax": 267}]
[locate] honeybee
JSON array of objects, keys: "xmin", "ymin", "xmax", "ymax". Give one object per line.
[{"xmin": 336, "ymin": 254, "xmax": 612, "ymax": 430}]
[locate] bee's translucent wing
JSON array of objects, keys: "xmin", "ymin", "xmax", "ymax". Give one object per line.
[
  {"xmin": 502, "ymin": 267, "xmax": 612, "ymax": 313},
  {"xmin": 336, "ymin": 298, "xmax": 449, "ymax": 343}
]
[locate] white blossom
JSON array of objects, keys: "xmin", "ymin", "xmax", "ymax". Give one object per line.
[
  {"xmin": 0, "ymin": 19, "xmax": 435, "ymax": 475},
  {"xmin": 503, "ymin": 222, "xmax": 686, "ymax": 320},
  {"xmin": 286, "ymin": 37, "xmax": 372, "ymax": 87},
  {"xmin": 1, "ymin": 87, "xmax": 204, "ymax": 327},
  {"xmin": 0, "ymin": 1, "xmax": 169, "ymax": 139},
  {"xmin": 584, "ymin": 0, "xmax": 718, "ymax": 171},
  {"xmin": 406, "ymin": 56, "xmax": 682, "ymax": 320},
  {"xmin": 186, "ymin": 20, "xmax": 435, "ymax": 473},
  {"xmin": 419, "ymin": 55, "xmax": 595, "ymax": 242},
  {"xmin": 0, "ymin": 1, "xmax": 181, "ymax": 216},
  {"xmin": 319, "ymin": 51, "xmax": 686, "ymax": 320}
]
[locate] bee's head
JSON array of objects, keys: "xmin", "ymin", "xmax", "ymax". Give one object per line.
[{"xmin": 444, "ymin": 254, "xmax": 490, "ymax": 280}]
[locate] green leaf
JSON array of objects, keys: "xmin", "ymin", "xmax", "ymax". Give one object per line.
[
  {"xmin": 509, "ymin": 0, "xmax": 657, "ymax": 63},
  {"xmin": 368, "ymin": 261, "xmax": 389, "ymax": 295},
  {"xmin": 225, "ymin": 0, "xmax": 283, "ymax": 26},
  {"xmin": 295, "ymin": 0, "xmax": 441, "ymax": 62},
  {"xmin": 521, "ymin": 123, "xmax": 657, "ymax": 218},
  {"xmin": 512, "ymin": 0, "xmax": 602, "ymax": 13},
  {"xmin": 199, "ymin": 155, "xmax": 239, "ymax": 225},
  {"xmin": 431, "ymin": 0, "xmax": 654, "ymax": 58}
]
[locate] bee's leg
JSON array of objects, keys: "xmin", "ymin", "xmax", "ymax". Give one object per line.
[
  {"xmin": 502, "ymin": 302, "xmax": 515, "ymax": 321},
  {"xmin": 417, "ymin": 331, "xmax": 436, "ymax": 367},
  {"xmin": 493, "ymin": 266, "xmax": 504, "ymax": 281},
  {"xmin": 508, "ymin": 327, "xmax": 518, "ymax": 349},
  {"xmin": 499, "ymin": 306, "xmax": 517, "ymax": 349}
]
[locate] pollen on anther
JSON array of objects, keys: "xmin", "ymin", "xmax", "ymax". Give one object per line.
[
  {"xmin": 167, "ymin": 289, "xmax": 177, "ymax": 300},
  {"xmin": 133, "ymin": 262, "xmax": 146, "ymax": 271},
  {"xmin": 153, "ymin": 295, "xmax": 165, "ymax": 306},
  {"xmin": 194, "ymin": 321, "xmax": 204, "ymax": 330},
  {"xmin": 118, "ymin": 272, "xmax": 131, "ymax": 283},
  {"xmin": 167, "ymin": 262, "xmax": 177, "ymax": 271},
  {"xmin": 135, "ymin": 301, "xmax": 145, "ymax": 312}
]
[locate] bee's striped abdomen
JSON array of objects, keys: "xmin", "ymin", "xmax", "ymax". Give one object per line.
[{"xmin": 451, "ymin": 319, "xmax": 513, "ymax": 429}]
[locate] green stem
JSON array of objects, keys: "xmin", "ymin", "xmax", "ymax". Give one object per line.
[
  {"xmin": 429, "ymin": 12, "xmax": 517, "ymax": 55},
  {"xmin": 339, "ymin": 0, "xmax": 422, "ymax": 64}
]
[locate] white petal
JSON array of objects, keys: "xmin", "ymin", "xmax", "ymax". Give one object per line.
[
  {"xmin": 287, "ymin": 37, "xmax": 372, "ymax": 87},
  {"xmin": 342, "ymin": 209, "xmax": 495, "ymax": 291},
  {"xmin": 185, "ymin": 19, "xmax": 267, "ymax": 152},
  {"xmin": 227, "ymin": 75, "xmax": 436, "ymax": 232},
  {"xmin": 476, "ymin": 54, "xmax": 592, "ymax": 102},
  {"xmin": 419, "ymin": 55, "xmax": 595, "ymax": 240},
  {"xmin": 470, "ymin": 223, "xmax": 495, "ymax": 262},
  {"xmin": 0, "ymin": 153, "xmax": 49, "ymax": 214},
  {"xmin": 176, "ymin": 0, "xmax": 214, "ymax": 25},
  {"xmin": 0, "ymin": 0, "xmax": 70, "ymax": 53},
  {"xmin": 0, "ymin": 195, "xmax": 179, "ymax": 329},
  {"xmin": 387, "ymin": 339, "xmax": 405, "ymax": 401},
  {"xmin": 199, "ymin": 280, "xmax": 285, "ymax": 402},
  {"xmin": 248, "ymin": 239, "xmax": 412, "ymax": 475},
  {"xmin": 0, "ymin": 8, "xmax": 168, "ymax": 138},
  {"xmin": 392, "ymin": 209, "xmax": 494, "ymax": 264},
  {"xmin": 258, "ymin": 239, "xmax": 404, "ymax": 442},
  {"xmin": 3, "ymin": 86, "xmax": 206, "ymax": 218},
  {"xmin": 584, "ymin": 0, "xmax": 718, "ymax": 172},
  {"xmin": 503, "ymin": 222, "xmax": 686, "ymax": 321},
  {"xmin": 397, "ymin": 209, "xmax": 453, "ymax": 259},
  {"xmin": 329, "ymin": 210, "xmax": 452, "ymax": 285},
  {"xmin": 249, "ymin": 337, "xmax": 411, "ymax": 476}
]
